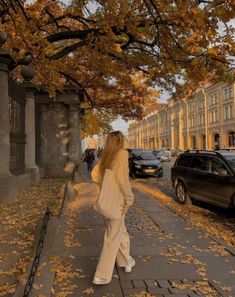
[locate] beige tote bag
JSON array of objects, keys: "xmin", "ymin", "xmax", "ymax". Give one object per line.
[{"xmin": 94, "ymin": 168, "xmax": 124, "ymax": 220}]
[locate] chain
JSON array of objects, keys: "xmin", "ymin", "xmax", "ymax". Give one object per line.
[
  {"xmin": 22, "ymin": 166, "xmax": 78, "ymax": 296},
  {"xmin": 23, "ymin": 208, "xmax": 51, "ymax": 297}
]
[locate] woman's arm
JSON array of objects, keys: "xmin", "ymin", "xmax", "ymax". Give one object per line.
[{"xmin": 115, "ymin": 150, "xmax": 134, "ymax": 206}]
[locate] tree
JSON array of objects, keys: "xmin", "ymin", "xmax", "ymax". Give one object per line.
[
  {"xmin": 81, "ymin": 109, "xmax": 113, "ymax": 137},
  {"xmin": 0, "ymin": 0, "xmax": 234, "ymax": 118}
]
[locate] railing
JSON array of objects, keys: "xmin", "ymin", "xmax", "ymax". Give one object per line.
[{"xmin": 9, "ymin": 78, "xmax": 26, "ymax": 175}]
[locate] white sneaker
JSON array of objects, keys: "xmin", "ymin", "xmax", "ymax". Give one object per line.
[
  {"xmin": 93, "ymin": 276, "xmax": 110, "ymax": 285},
  {"xmin": 125, "ymin": 259, "xmax": 136, "ymax": 273}
]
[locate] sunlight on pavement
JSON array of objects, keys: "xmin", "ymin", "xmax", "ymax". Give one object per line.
[{"xmin": 133, "ymin": 181, "xmax": 235, "ymax": 249}]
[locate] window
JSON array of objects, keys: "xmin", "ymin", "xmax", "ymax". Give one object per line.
[
  {"xmin": 189, "ymin": 116, "xmax": 195, "ymax": 128},
  {"xmin": 210, "ymin": 157, "xmax": 230, "ymax": 176},
  {"xmin": 189, "ymin": 103, "xmax": 195, "ymax": 113},
  {"xmin": 199, "ymin": 99, "xmax": 204, "ymax": 109},
  {"xmin": 209, "ymin": 93, "xmax": 218, "ymax": 105},
  {"xmin": 229, "ymin": 132, "xmax": 235, "ymax": 147},
  {"xmin": 191, "ymin": 156, "xmax": 210, "ymax": 172},
  {"xmin": 177, "ymin": 156, "xmax": 193, "ymax": 167},
  {"xmin": 199, "ymin": 113, "xmax": 205, "ymax": 125},
  {"xmin": 209, "ymin": 110, "xmax": 218, "ymax": 123},
  {"xmin": 224, "ymin": 105, "xmax": 233, "ymax": 120},
  {"xmin": 224, "ymin": 86, "xmax": 233, "ymax": 100},
  {"xmin": 224, "ymin": 155, "xmax": 235, "ymax": 171}
]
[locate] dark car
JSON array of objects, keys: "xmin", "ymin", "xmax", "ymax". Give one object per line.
[
  {"xmin": 127, "ymin": 148, "xmax": 146, "ymax": 155},
  {"xmin": 129, "ymin": 151, "xmax": 163, "ymax": 178},
  {"xmin": 171, "ymin": 150, "xmax": 235, "ymax": 208}
]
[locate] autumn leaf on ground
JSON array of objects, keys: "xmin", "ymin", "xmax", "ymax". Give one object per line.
[
  {"xmin": 82, "ymin": 287, "xmax": 95, "ymax": 294},
  {"xmin": 33, "ymin": 283, "xmax": 43, "ymax": 290},
  {"xmin": 221, "ymin": 286, "xmax": 232, "ymax": 292}
]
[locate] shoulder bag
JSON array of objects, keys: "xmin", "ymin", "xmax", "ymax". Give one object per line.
[{"xmin": 94, "ymin": 168, "xmax": 124, "ymax": 220}]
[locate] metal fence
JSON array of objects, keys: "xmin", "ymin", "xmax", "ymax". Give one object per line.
[{"xmin": 9, "ymin": 77, "xmax": 26, "ymax": 175}]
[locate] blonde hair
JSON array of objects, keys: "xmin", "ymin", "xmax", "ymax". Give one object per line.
[{"xmin": 99, "ymin": 131, "xmax": 124, "ymax": 175}]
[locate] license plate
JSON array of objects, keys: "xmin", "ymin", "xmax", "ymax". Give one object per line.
[{"xmin": 145, "ymin": 169, "xmax": 155, "ymax": 173}]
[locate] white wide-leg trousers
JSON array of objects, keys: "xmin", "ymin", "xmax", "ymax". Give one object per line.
[{"xmin": 94, "ymin": 215, "xmax": 133, "ymax": 281}]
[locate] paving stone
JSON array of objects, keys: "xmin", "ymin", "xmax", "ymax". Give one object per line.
[
  {"xmin": 118, "ymin": 257, "xmax": 199, "ymax": 280},
  {"xmin": 181, "ymin": 280, "xmax": 195, "ymax": 286},
  {"xmin": 120, "ymin": 280, "xmax": 133, "ymax": 289},
  {"xmin": 196, "ymin": 255, "xmax": 235, "ymax": 281},
  {"xmin": 169, "ymin": 288, "xmax": 193, "ymax": 294},
  {"xmin": 132, "ymin": 280, "xmax": 146, "ymax": 289},
  {"xmin": 168, "ymin": 280, "xmax": 183, "ymax": 286},
  {"xmin": 144, "ymin": 279, "xmax": 158, "ymax": 288},
  {"xmin": 156, "ymin": 280, "xmax": 171, "ymax": 288},
  {"xmin": 123, "ymin": 288, "xmax": 147, "ymax": 297},
  {"xmin": 147, "ymin": 287, "xmax": 169, "ymax": 294}
]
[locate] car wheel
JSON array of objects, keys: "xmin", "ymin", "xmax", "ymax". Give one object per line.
[{"xmin": 175, "ymin": 181, "xmax": 192, "ymax": 205}]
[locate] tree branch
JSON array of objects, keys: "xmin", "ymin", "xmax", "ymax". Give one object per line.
[{"xmin": 49, "ymin": 40, "xmax": 88, "ymax": 60}]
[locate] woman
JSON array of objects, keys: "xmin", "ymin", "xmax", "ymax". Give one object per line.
[{"xmin": 91, "ymin": 131, "xmax": 135, "ymax": 285}]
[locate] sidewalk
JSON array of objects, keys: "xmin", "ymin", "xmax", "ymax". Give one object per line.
[{"xmin": 30, "ymin": 168, "xmax": 235, "ymax": 297}]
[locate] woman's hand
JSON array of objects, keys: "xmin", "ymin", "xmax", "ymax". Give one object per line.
[{"xmin": 122, "ymin": 202, "xmax": 129, "ymax": 214}]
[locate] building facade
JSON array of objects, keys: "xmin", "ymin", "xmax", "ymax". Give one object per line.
[{"xmin": 128, "ymin": 82, "xmax": 235, "ymax": 150}]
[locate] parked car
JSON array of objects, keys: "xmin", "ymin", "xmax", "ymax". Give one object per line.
[
  {"xmin": 171, "ymin": 150, "xmax": 235, "ymax": 208},
  {"xmin": 127, "ymin": 148, "xmax": 146, "ymax": 157},
  {"xmin": 129, "ymin": 151, "xmax": 163, "ymax": 178}
]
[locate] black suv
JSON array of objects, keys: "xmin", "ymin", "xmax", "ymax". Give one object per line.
[{"xmin": 171, "ymin": 150, "xmax": 235, "ymax": 208}]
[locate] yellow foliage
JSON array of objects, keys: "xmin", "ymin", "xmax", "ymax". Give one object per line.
[{"xmin": 0, "ymin": 0, "xmax": 234, "ymax": 117}]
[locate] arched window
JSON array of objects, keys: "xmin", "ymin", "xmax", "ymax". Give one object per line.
[
  {"xmin": 201, "ymin": 135, "xmax": 206, "ymax": 149},
  {"xmin": 191, "ymin": 136, "xmax": 196, "ymax": 149},
  {"xmin": 229, "ymin": 131, "xmax": 235, "ymax": 147},
  {"xmin": 214, "ymin": 133, "xmax": 220, "ymax": 150}
]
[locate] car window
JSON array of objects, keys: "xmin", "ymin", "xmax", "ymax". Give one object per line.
[
  {"xmin": 176, "ymin": 156, "xmax": 193, "ymax": 167},
  {"xmin": 224, "ymin": 155, "xmax": 235, "ymax": 171},
  {"xmin": 210, "ymin": 157, "xmax": 230, "ymax": 176},
  {"xmin": 134, "ymin": 153, "xmax": 156, "ymax": 160},
  {"xmin": 191, "ymin": 156, "xmax": 210, "ymax": 172}
]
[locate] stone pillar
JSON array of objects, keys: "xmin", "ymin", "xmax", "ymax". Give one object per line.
[
  {"xmin": 68, "ymin": 104, "xmax": 81, "ymax": 162},
  {"xmin": 0, "ymin": 48, "xmax": 17, "ymax": 202},
  {"xmin": 24, "ymin": 84, "xmax": 40, "ymax": 183},
  {"xmin": 170, "ymin": 114, "xmax": 175, "ymax": 149},
  {"xmin": 40, "ymin": 104, "xmax": 48, "ymax": 167},
  {"xmin": 41, "ymin": 103, "xmax": 68, "ymax": 176},
  {"xmin": 179, "ymin": 107, "xmax": 184, "ymax": 150}
]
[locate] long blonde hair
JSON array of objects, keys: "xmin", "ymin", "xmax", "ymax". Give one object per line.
[{"xmin": 99, "ymin": 131, "xmax": 124, "ymax": 175}]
